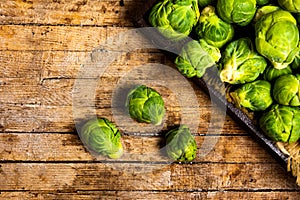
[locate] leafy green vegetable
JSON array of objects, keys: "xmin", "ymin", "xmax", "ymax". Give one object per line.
[
  {"xmin": 175, "ymin": 39, "xmax": 220, "ymax": 78},
  {"xmin": 80, "ymin": 118, "xmax": 123, "ymax": 159},
  {"xmin": 165, "ymin": 125, "xmax": 197, "ymax": 162},
  {"xmin": 230, "ymin": 80, "xmax": 273, "ymax": 111},
  {"xmin": 278, "ymin": 0, "xmax": 300, "ymax": 13},
  {"xmin": 273, "ymin": 74, "xmax": 300, "ymax": 106},
  {"xmin": 216, "ymin": 0, "xmax": 257, "ymax": 26},
  {"xmin": 195, "ymin": 6, "xmax": 234, "ymax": 48},
  {"xmin": 148, "ymin": 0, "xmax": 200, "ymax": 41},
  {"xmin": 126, "ymin": 85, "xmax": 165, "ymax": 125},
  {"xmin": 259, "ymin": 104, "xmax": 300, "ymax": 143},
  {"xmin": 263, "ymin": 65, "xmax": 293, "ymax": 82},
  {"xmin": 255, "ymin": 9, "xmax": 300, "ymax": 69},
  {"xmin": 219, "ymin": 38, "xmax": 267, "ymax": 84}
]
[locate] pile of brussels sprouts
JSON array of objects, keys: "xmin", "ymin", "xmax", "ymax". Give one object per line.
[
  {"xmin": 80, "ymin": 85, "xmax": 197, "ymax": 162},
  {"xmin": 149, "ymin": 0, "xmax": 300, "ymax": 144}
]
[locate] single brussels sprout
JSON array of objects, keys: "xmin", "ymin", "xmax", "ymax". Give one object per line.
[
  {"xmin": 126, "ymin": 85, "xmax": 165, "ymax": 125},
  {"xmin": 148, "ymin": 0, "xmax": 200, "ymax": 41},
  {"xmin": 255, "ymin": 9, "xmax": 300, "ymax": 69},
  {"xmin": 278, "ymin": 0, "xmax": 300, "ymax": 13},
  {"xmin": 273, "ymin": 74, "xmax": 300, "ymax": 106},
  {"xmin": 165, "ymin": 125, "xmax": 197, "ymax": 162},
  {"xmin": 257, "ymin": 0, "xmax": 270, "ymax": 5},
  {"xmin": 194, "ymin": 6, "xmax": 234, "ymax": 48},
  {"xmin": 198, "ymin": 0, "xmax": 216, "ymax": 7},
  {"xmin": 175, "ymin": 39, "xmax": 220, "ymax": 78},
  {"xmin": 230, "ymin": 80, "xmax": 273, "ymax": 111},
  {"xmin": 263, "ymin": 65, "xmax": 292, "ymax": 82},
  {"xmin": 219, "ymin": 38, "xmax": 267, "ymax": 84},
  {"xmin": 259, "ymin": 104, "xmax": 300, "ymax": 143},
  {"xmin": 216, "ymin": 0, "xmax": 257, "ymax": 26},
  {"xmin": 80, "ymin": 118, "xmax": 123, "ymax": 159}
]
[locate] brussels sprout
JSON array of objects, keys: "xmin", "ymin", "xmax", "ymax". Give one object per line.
[
  {"xmin": 198, "ymin": 0, "xmax": 216, "ymax": 7},
  {"xmin": 195, "ymin": 6, "xmax": 234, "ymax": 48},
  {"xmin": 259, "ymin": 104, "xmax": 300, "ymax": 143},
  {"xmin": 230, "ymin": 80, "xmax": 273, "ymax": 111},
  {"xmin": 216, "ymin": 0, "xmax": 257, "ymax": 26},
  {"xmin": 165, "ymin": 125, "xmax": 197, "ymax": 162},
  {"xmin": 263, "ymin": 65, "xmax": 292, "ymax": 82},
  {"xmin": 126, "ymin": 85, "xmax": 165, "ymax": 125},
  {"xmin": 175, "ymin": 39, "xmax": 220, "ymax": 78},
  {"xmin": 219, "ymin": 38, "xmax": 267, "ymax": 84},
  {"xmin": 148, "ymin": 0, "xmax": 200, "ymax": 41},
  {"xmin": 80, "ymin": 118, "xmax": 123, "ymax": 159},
  {"xmin": 278, "ymin": 0, "xmax": 300, "ymax": 13},
  {"xmin": 255, "ymin": 9, "xmax": 300, "ymax": 69},
  {"xmin": 273, "ymin": 74, "xmax": 300, "ymax": 106}
]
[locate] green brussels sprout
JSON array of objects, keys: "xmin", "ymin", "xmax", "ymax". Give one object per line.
[
  {"xmin": 194, "ymin": 6, "xmax": 234, "ymax": 48},
  {"xmin": 198, "ymin": 0, "xmax": 216, "ymax": 7},
  {"xmin": 80, "ymin": 118, "xmax": 123, "ymax": 159},
  {"xmin": 273, "ymin": 74, "xmax": 300, "ymax": 106},
  {"xmin": 255, "ymin": 9, "xmax": 300, "ymax": 69},
  {"xmin": 230, "ymin": 80, "xmax": 273, "ymax": 111},
  {"xmin": 175, "ymin": 39, "xmax": 220, "ymax": 78},
  {"xmin": 148, "ymin": 0, "xmax": 200, "ymax": 41},
  {"xmin": 259, "ymin": 104, "xmax": 300, "ymax": 143},
  {"xmin": 126, "ymin": 85, "xmax": 165, "ymax": 125},
  {"xmin": 278, "ymin": 0, "xmax": 300, "ymax": 13},
  {"xmin": 216, "ymin": 0, "xmax": 257, "ymax": 26},
  {"xmin": 263, "ymin": 65, "xmax": 292, "ymax": 82},
  {"xmin": 165, "ymin": 125, "xmax": 197, "ymax": 162},
  {"xmin": 219, "ymin": 38, "xmax": 267, "ymax": 84}
]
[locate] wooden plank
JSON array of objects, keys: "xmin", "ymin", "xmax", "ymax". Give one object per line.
[
  {"xmin": 1, "ymin": 191, "xmax": 300, "ymax": 200},
  {"xmin": 0, "ymin": 162, "xmax": 297, "ymax": 191},
  {"xmin": 0, "ymin": 133, "xmax": 274, "ymax": 163},
  {"xmin": 0, "ymin": 0, "xmax": 142, "ymax": 26},
  {"xmin": 0, "ymin": 47, "xmax": 164, "ymax": 80},
  {"xmin": 0, "ymin": 25, "xmax": 162, "ymax": 51},
  {"xmin": 0, "ymin": 25, "xmax": 133, "ymax": 51}
]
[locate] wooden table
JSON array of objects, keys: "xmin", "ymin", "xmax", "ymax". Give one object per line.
[{"xmin": 1, "ymin": 0, "xmax": 300, "ymax": 199}]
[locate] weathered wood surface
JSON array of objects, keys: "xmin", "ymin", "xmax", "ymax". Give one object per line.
[
  {"xmin": 2, "ymin": 191, "xmax": 300, "ymax": 200},
  {"xmin": 0, "ymin": 0, "xmax": 140, "ymax": 26},
  {"xmin": 1, "ymin": 0, "xmax": 300, "ymax": 199}
]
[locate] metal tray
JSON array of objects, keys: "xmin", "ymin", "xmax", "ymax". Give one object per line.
[{"xmin": 132, "ymin": 0, "xmax": 289, "ymax": 168}]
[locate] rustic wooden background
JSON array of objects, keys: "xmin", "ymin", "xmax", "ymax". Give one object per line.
[{"xmin": 1, "ymin": 0, "xmax": 300, "ymax": 199}]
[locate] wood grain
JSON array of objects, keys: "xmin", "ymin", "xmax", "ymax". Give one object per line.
[
  {"xmin": 0, "ymin": 162, "xmax": 297, "ymax": 191},
  {"xmin": 1, "ymin": 191, "xmax": 300, "ymax": 200},
  {"xmin": 0, "ymin": 0, "xmax": 141, "ymax": 26}
]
